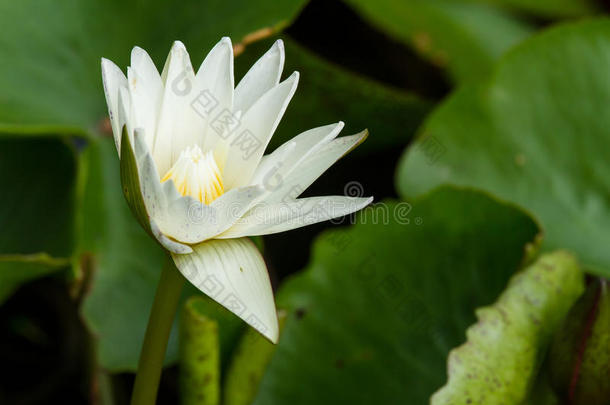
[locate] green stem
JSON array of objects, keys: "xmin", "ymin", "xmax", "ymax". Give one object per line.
[{"xmin": 131, "ymin": 256, "xmax": 184, "ymax": 405}]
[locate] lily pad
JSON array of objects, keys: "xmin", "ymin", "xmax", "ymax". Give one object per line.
[
  {"xmin": 0, "ymin": 137, "xmax": 77, "ymax": 256},
  {"xmin": 0, "ymin": 0, "xmax": 308, "ymax": 134},
  {"xmin": 477, "ymin": 0, "xmax": 598, "ymax": 18},
  {"xmin": 397, "ymin": 19, "xmax": 610, "ymax": 276},
  {"xmin": 0, "ymin": 137, "xmax": 77, "ymax": 303},
  {"xmin": 251, "ymin": 187, "xmax": 540, "ymax": 405},
  {"xmin": 432, "ymin": 251, "xmax": 584, "ymax": 404},
  {"xmin": 0, "ymin": 254, "xmax": 71, "ymax": 304},
  {"xmin": 343, "ymin": 0, "xmax": 534, "ymax": 82}
]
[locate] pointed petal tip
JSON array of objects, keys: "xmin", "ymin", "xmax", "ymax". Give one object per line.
[
  {"xmin": 267, "ymin": 328, "xmax": 280, "ymax": 344},
  {"xmin": 130, "ymin": 45, "xmax": 152, "ymax": 64},
  {"xmin": 171, "ymin": 40, "xmax": 187, "ymax": 50},
  {"xmin": 130, "ymin": 45, "xmax": 145, "ymax": 57},
  {"xmin": 278, "ymin": 71, "xmax": 299, "ymax": 93},
  {"xmin": 218, "ymin": 36, "xmax": 233, "ymax": 50},
  {"xmin": 354, "ymin": 128, "xmax": 369, "ymax": 144},
  {"xmin": 101, "ymin": 57, "xmax": 121, "ymax": 73},
  {"xmin": 273, "ymin": 38, "xmax": 284, "ymax": 52},
  {"xmin": 265, "ymin": 316, "xmax": 280, "ymax": 344},
  {"xmin": 250, "ymin": 311, "xmax": 279, "ymax": 344}
]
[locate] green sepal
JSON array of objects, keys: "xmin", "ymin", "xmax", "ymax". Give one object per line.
[
  {"xmin": 118, "ymin": 128, "xmax": 192, "ymax": 254},
  {"xmin": 119, "ymin": 127, "xmax": 152, "ymax": 236}
]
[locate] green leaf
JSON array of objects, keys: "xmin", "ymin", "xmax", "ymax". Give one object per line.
[
  {"xmin": 343, "ymin": 0, "xmax": 533, "ymax": 83},
  {"xmin": 0, "ymin": 137, "xmax": 77, "ymax": 256},
  {"xmin": 475, "ymin": 0, "xmax": 598, "ymax": 19},
  {"xmin": 0, "ymin": 0, "xmax": 308, "ymax": 134},
  {"xmin": 180, "ymin": 297, "xmax": 221, "ymax": 405},
  {"xmin": 0, "ymin": 137, "xmax": 78, "ymax": 302},
  {"xmin": 431, "ymin": 251, "xmax": 584, "ymax": 404},
  {"xmin": 0, "ymin": 253, "xmax": 70, "ymax": 304},
  {"xmin": 251, "ymin": 186, "xmax": 540, "ymax": 405},
  {"xmin": 397, "ymin": 19, "xmax": 610, "ymax": 277},
  {"xmin": 236, "ymin": 37, "xmax": 431, "ymax": 154}
]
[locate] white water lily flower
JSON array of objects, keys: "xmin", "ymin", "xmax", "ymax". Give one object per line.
[{"xmin": 101, "ymin": 37, "xmax": 372, "ymax": 343}]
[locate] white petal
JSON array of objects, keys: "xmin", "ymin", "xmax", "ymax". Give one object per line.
[
  {"xmin": 153, "ymin": 41, "xmax": 196, "ymax": 176},
  {"xmin": 154, "ymin": 185, "xmax": 264, "ymax": 244},
  {"xmin": 101, "ymin": 58, "xmax": 127, "ymax": 152},
  {"xmin": 134, "ymin": 125, "xmax": 263, "ymax": 252},
  {"xmin": 222, "ymin": 72, "xmax": 299, "ymax": 189},
  {"xmin": 219, "ymin": 196, "xmax": 373, "ymax": 238},
  {"xmin": 266, "ymin": 129, "xmax": 368, "ymax": 203},
  {"xmin": 234, "ymin": 39, "xmax": 284, "ymax": 114},
  {"xmin": 195, "ymin": 37, "xmax": 235, "ymax": 154},
  {"xmin": 150, "ymin": 219, "xmax": 193, "ymax": 254},
  {"xmin": 171, "ymin": 238, "xmax": 279, "ymax": 342},
  {"xmin": 131, "ymin": 46, "xmax": 161, "ymax": 83},
  {"xmin": 135, "ymin": 134, "xmax": 168, "ymax": 221},
  {"xmin": 249, "ymin": 140, "xmax": 296, "ymax": 188},
  {"xmin": 128, "ymin": 129, "xmax": 193, "ymax": 254},
  {"xmin": 128, "ymin": 47, "xmax": 163, "ymax": 151},
  {"xmin": 251, "ymin": 122, "xmax": 344, "ymax": 191},
  {"xmin": 118, "ymin": 86, "xmax": 134, "ymax": 144},
  {"xmin": 279, "ymin": 122, "xmax": 344, "ymax": 166}
]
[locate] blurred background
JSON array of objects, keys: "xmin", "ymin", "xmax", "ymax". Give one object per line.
[{"xmin": 1, "ymin": 0, "xmax": 609, "ymax": 404}]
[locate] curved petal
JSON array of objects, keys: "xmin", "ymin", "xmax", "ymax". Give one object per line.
[
  {"xmin": 222, "ymin": 72, "xmax": 299, "ymax": 189},
  {"xmin": 128, "ymin": 46, "xmax": 163, "ymax": 151},
  {"xmin": 171, "ymin": 238, "xmax": 279, "ymax": 343},
  {"xmin": 195, "ymin": 37, "xmax": 235, "ymax": 154},
  {"xmin": 250, "ymin": 122, "xmax": 344, "ymax": 191},
  {"xmin": 131, "ymin": 46, "xmax": 161, "ymax": 84},
  {"xmin": 219, "ymin": 196, "xmax": 373, "ymax": 238},
  {"xmin": 154, "ymin": 185, "xmax": 264, "ymax": 244},
  {"xmin": 101, "ymin": 58, "xmax": 127, "ymax": 152},
  {"xmin": 278, "ymin": 121, "xmax": 344, "ymax": 168},
  {"xmin": 133, "ymin": 129, "xmax": 217, "ymax": 244},
  {"xmin": 154, "ymin": 41, "xmax": 196, "ymax": 176},
  {"xmin": 249, "ymin": 140, "xmax": 296, "ymax": 188},
  {"xmin": 150, "ymin": 219, "xmax": 193, "ymax": 254},
  {"xmin": 265, "ymin": 129, "xmax": 368, "ymax": 203},
  {"xmin": 234, "ymin": 39, "xmax": 284, "ymax": 114},
  {"xmin": 120, "ymin": 128, "xmax": 192, "ymax": 254},
  {"xmin": 118, "ymin": 86, "xmax": 134, "ymax": 144}
]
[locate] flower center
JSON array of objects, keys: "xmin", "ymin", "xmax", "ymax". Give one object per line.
[{"xmin": 161, "ymin": 145, "xmax": 225, "ymax": 204}]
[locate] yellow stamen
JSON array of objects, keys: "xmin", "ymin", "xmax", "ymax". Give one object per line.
[{"xmin": 161, "ymin": 145, "xmax": 225, "ymax": 204}]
